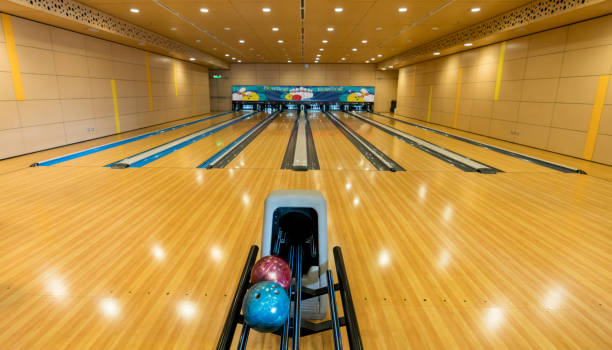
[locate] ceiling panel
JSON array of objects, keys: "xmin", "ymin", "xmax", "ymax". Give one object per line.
[
  {"xmin": 8, "ymin": 0, "xmax": 607, "ymax": 67},
  {"xmin": 73, "ymin": 0, "xmax": 532, "ymax": 64}
]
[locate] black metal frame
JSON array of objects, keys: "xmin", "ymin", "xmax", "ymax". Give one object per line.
[{"xmin": 216, "ymin": 245, "xmax": 363, "ymax": 349}]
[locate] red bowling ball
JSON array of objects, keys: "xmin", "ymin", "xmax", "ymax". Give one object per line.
[{"xmin": 250, "ymin": 256, "xmax": 292, "ymax": 290}]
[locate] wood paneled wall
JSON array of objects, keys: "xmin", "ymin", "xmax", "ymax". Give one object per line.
[{"xmin": 395, "ymin": 15, "xmax": 612, "ymax": 165}]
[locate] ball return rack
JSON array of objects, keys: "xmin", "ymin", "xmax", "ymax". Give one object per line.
[{"xmin": 217, "ymin": 190, "xmax": 363, "ymax": 349}]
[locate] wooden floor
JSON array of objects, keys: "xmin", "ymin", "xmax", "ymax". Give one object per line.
[{"xmin": 1, "ymin": 110, "xmax": 611, "ymax": 349}]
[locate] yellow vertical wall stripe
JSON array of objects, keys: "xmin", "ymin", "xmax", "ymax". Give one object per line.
[
  {"xmin": 145, "ymin": 52, "xmax": 154, "ymax": 111},
  {"xmin": 453, "ymin": 68, "xmax": 463, "ymax": 128},
  {"xmin": 426, "ymin": 85, "xmax": 433, "ymax": 122},
  {"xmin": 192, "ymin": 84, "xmax": 196, "ymax": 114},
  {"xmin": 583, "ymin": 74, "xmax": 610, "ymax": 160},
  {"xmin": 1, "ymin": 14, "xmax": 25, "ymax": 100},
  {"xmin": 494, "ymin": 41, "xmax": 506, "ymax": 101},
  {"xmin": 110, "ymin": 79, "xmax": 121, "ymax": 133},
  {"xmin": 173, "ymin": 60, "xmax": 178, "ymax": 96}
]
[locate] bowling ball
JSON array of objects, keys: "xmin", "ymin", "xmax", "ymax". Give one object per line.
[
  {"xmin": 242, "ymin": 281, "xmax": 290, "ymax": 333},
  {"xmin": 292, "ymin": 94, "xmax": 302, "ymax": 101},
  {"xmin": 250, "ymin": 256, "xmax": 292, "ymax": 290}
]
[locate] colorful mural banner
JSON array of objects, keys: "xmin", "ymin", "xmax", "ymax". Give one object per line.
[{"xmin": 232, "ymin": 85, "xmax": 375, "ymax": 102}]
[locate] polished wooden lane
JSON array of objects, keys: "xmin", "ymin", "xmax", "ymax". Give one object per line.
[
  {"xmin": 0, "ymin": 112, "xmax": 220, "ymax": 174},
  {"xmin": 55, "ymin": 112, "xmax": 244, "ymax": 168},
  {"xmin": 145, "ymin": 112, "xmax": 269, "ymax": 168},
  {"xmin": 374, "ymin": 113, "xmax": 612, "ymax": 179},
  {"xmin": 334, "ymin": 112, "xmax": 460, "ymax": 172},
  {"xmin": 308, "ymin": 112, "xmax": 372, "ymax": 171},
  {"xmin": 355, "ymin": 112, "xmax": 556, "ymax": 174},
  {"xmin": 226, "ymin": 111, "xmax": 295, "ymax": 169},
  {"xmin": 0, "ymin": 164, "xmax": 610, "ymax": 349}
]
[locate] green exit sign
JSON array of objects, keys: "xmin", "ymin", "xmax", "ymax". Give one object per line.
[{"xmin": 212, "ymin": 74, "xmax": 222, "ymax": 79}]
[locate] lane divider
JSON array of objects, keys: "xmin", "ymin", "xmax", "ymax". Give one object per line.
[
  {"xmin": 365, "ymin": 111, "xmax": 585, "ymax": 174},
  {"xmin": 281, "ymin": 111, "xmax": 320, "ymax": 171},
  {"xmin": 108, "ymin": 111, "xmax": 258, "ymax": 168},
  {"xmin": 280, "ymin": 112, "xmax": 300, "ymax": 169},
  {"xmin": 346, "ymin": 111, "xmax": 500, "ymax": 173},
  {"xmin": 198, "ymin": 111, "xmax": 279, "ymax": 169},
  {"xmin": 325, "ymin": 111, "xmax": 404, "ymax": 172},
  {"xmin": 293, "ymin": 111, "xmax": 309, "ymax": 170},
  {"xmin": 31, "ymin": 111, "xmax": 236, "ymax": 166}
]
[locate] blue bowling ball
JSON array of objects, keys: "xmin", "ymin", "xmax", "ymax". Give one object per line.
[{"xmin": 242, "ymin": 281, "xmax": 290, "ymax": 332}]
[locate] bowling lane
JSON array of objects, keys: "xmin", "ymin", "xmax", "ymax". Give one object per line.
[
  {"xmin": 146, "ymin": 112, "xmax": 270, "ymax": 168},
  {"xmin": 226, "ymin": 111, "xmax": 296, "ymax": 169},
  {"xmin": 308, "ymin": 112, "xmax": 372, "ymax": 171},
  {"xmin": 57, "ymin": 112, "xmax": 245, "ymax": 167},
  {"xmin": 361, "ymin": 112, "xmax": 557, "ymax": 173},
  {"xmin": 335, "ymin": 112, "xmax": 460, "ymax": 172}
]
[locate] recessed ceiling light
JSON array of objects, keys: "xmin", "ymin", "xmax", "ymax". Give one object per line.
[
  {"xmin": 388, "ymin": 65, "xmax": 393, "ymax": 68},
  {"xmin": 238, "ymin": 60, "xmax": 242, "ymax": 63},
  {"xmin": 316, "ymin": 54, "xmax": 321, "ymax": 57},
  {"xmin": 377, "ymin": 54, "xmax": 382, "ymax": 57},
  {"xmin": 370, "ymin": 57, "xmax": 375, "ymax": 60},
  {"xmin": 334, "ymin": 7, "xmax": 343, "ymax": 13},
  {"xmin": 433, "ymin": 52, "xmax": 440, "ymax": 55},
  {"xmin": 189, "ymin": 57, "xmax": 196, "ymax": 61},
  {"xmin": 398, "ymin": 8, "xmax": 407, "ymax": 13},
  {"xmin": 376, "ymin": 27, "xmax": 383, "ymax": 31},
  {"xmin": 195, "ymin": 39, "xmax": 201, "ymax": 43},
  {"xmin": 262, "ymin": 7, "xmax": 271, "ymax": 12},
  {"xmin": 238, "ymin": 40, "xmax": 245, "ymax": 43},
  {"xmin": 278, "ymin": 40, "xmax": 284, "ymax": 43},
  {"xmin": 322, "ymin": 40, "xmax": 328, "ymax": 43},
  {"xmin": 200, "ymin": 8, "xmax": 208, "ymax": 13},
  {"xmin": 432, "ymin": 27, "xmax": 439, "ymax": 31},
  {"xmin": 225, "ymin": 54, "xmax": 230, "ymax": 57},
  {"xmin": 319, "ymin": 48, "xmax": 324, "ymax": 51},
  {"xmin": 130, "ymin": 8, "xmax": 140, "ymax": 13},
  {"xmin": 224, "ymin": 27, "xmax": 231, "ymax": 31},
  {"xmin": 341, "ymin": 57, "xmax": 346, "ymax": 61},
  {"xmin": 365, "ymin": 60, "xmax": 369, "ymax": 63},
  {"xmin": 272, "ymin": 27, "xmax": 279, "ymax": 31},
  {"xmin": 287, "ymin": 60, "xmax": 292, "ymax": 63},
  {"xmin": 464, "ymin": 42, "xmax": 473, "ymax": 46},
  {"xmin": 232, "ymin": 57, "xmax": 236, "ymax": 60},
  {"xmin": 352, "ymin": 48, "xmax": 357, "ymax": 51},
  {"xmin": 471, "ymin": 7, "xmax": 481, "ymax": 12},
  {"xmin": 381, "ymin": 67, "xmax": 387, "ymax": 70},
  {"xmin": 170, "ymin": 27, "xmax": 177, "ymax": 31},
  {"xmin": 361, "ymin": 40, "xmax": 367, "ymax": 44},
  {"xmin": 327, "ymin": 27, "xmax": 334, "ymax": 32}
]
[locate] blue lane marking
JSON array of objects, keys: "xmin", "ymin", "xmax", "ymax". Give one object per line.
[
  {"xmin": 197, "ymin": 113, "xmax": 276, "ymax": 168},
  {"xmin": 107, "ymin": 111, "xmax": 258, "ymax": 168},
  {"xmin": 36, "ymin": 111, "xmax": 235, "ymax": 166}
]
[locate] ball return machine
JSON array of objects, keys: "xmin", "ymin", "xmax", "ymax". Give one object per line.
[{"xmin": 217, "ymin": 190, "xmax": 363, "ymax": 349}]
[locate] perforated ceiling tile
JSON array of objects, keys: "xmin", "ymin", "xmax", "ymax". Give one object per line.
[{"xmin": 381, "ymin": 0, "xmax": 602, "ymax": 69}]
